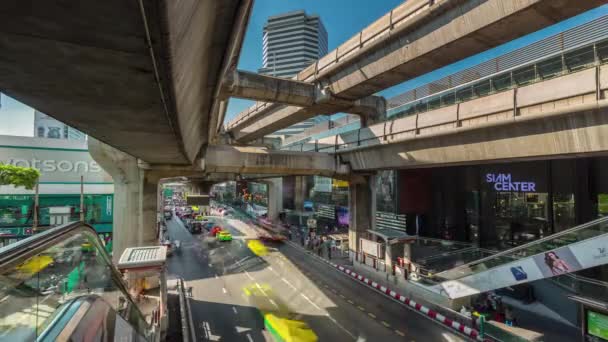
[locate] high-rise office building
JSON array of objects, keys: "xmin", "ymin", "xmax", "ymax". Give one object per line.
[
  {"xmin": 259, "ymin": 10, "xmax": 329, "ymax": 137},
  {"xmin": 34, "ymin": 111, "xmax": 86, "ymax": 141},
  {"xmin": 259, "ymin": 10, "xmax": 328, "ymax": 78}
]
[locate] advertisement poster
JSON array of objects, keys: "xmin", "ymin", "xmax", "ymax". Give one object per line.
[
  {"xmin": 441, "ymin": 233, "xmax": 608, "ymax": 299},
  {"xmin": 376, "ymin": 170, "xmax": 396, "ymax": 213},
  {"xmin": 532, "ymin": 246, "xmax": 582, "ymax": 278},
  {"xmin": 337, "ymin": 206, "xmax": 349, "ymax": 226}
]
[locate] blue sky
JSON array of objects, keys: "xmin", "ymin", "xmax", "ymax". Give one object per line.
[{"xmin": 1, "ymin": 2, "xmax": 607, "ymax": 136}]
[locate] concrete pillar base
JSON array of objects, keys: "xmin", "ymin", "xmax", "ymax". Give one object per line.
[
  {"xmin": 89, "ymin": 138, "xmax": 162, "ymax": 262},
  {"xmin": 348, "ymin": 175, "xmax": 376, "ymax": 253},
  {"xmin": 265, "ymin": 178, "xmax": 283, "ymax": 223}
]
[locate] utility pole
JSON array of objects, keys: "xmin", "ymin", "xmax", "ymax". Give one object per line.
[
  {"xmin": 80, "ymin": 175, "xmax": 85, "ymax": 222},
  {"xmin": 33, "ymin": 182, "xmax": 39, "ymax": 231}
]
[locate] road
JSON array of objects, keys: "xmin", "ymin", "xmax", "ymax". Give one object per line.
[{"xmin": 165, "ymin": 213, "xmax": 467, "ymax": 341}]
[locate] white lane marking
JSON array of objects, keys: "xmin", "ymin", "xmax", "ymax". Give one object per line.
[
  {"xmin": 269, "ymin": 299, "xmax": 279, "ymax": 308},
  {"xmin": 246, "ymin": 333, "xmax": 253, "ymax": 342},
  {"xmin": 300, "ymin": 293, "xmax": 322, "ymax": 310},
  {"xmin": 232, "ymin": 306, "xmax": 238, "ymax": 314},
  {"xmin": 255, "ymin": 283, "xmax": 268, "ymax": 297},
  {"xmin": 281, "ymin": 277, "xmax": 297, "ymax": 291},
  {"xmin": 327, "ymin": 315, "xmax": 357, "ymax": 340},
  {"xmin": 208, "ymin": 263, "xmax": 212, "ymax": 267},
  {"xmin": 215, "ymin": 274, "xmax": 219, "ymax": 279},
  {"xmin": 222, "ymin": 288, "xmax": 227, "ymax": 294},
  {"xmin": 245, "ymin": 271, "xmax": 254, "ymax": 280}
]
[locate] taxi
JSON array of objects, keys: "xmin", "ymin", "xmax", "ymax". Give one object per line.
[{"xmin": 216, "ymin": 230, "xmax": 232, "ymax": 242}]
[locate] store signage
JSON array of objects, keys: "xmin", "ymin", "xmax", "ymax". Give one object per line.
[
  {"xmin": 0, "ymin": 141, "xmax": 112, "ymax": 184},
  {"xmin": 485, "ymin": 173, "xmax": 536, "ymax": 192},
  {"xmin": 2, "ymin": 158, "xmax": 102, "ymax": 173}
]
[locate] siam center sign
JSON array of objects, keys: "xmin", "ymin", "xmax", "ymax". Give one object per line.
[{"xmin": 486, "ymin": 173, "xmax": 536, "ymax": 192}]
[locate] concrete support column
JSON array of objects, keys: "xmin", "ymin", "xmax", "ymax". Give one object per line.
[
  {"xmin": 294, "ymin": 176, "xmax": 307, "ymax": 211},
  {"xmin": 140, "ymin": 170, "xmax": 161, "ymax": 246},
  {"xmin": 265, "ymin": 178, "xmax": 283, "ymax": 223},
  {"xmin": 88, "ymin": 138, "xmax": 161, "ymax": 262},
  {"xmin": 348, "ymin": 175, "xmax": 376, "ymax": 253}
]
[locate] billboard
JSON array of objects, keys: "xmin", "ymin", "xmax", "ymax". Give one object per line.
[{"xmin": 440, "ymin": 232, "xmax": 608, "ymax": 299}]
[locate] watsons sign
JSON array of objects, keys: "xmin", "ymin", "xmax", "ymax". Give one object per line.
[
  {"xmin": 486, "ymin": 173, "xmax": 536, "ymax": 192},
  {"xmin": 2, "ymin": 159, "xmax": 102, "ymax": 173},
  {"xmin": 0, "ymin": 142, "xmax": 112, "ymax": 183}
]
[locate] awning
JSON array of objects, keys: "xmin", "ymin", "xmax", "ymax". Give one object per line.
[{"xmin": 367, "ymin": 229, "xmax": 416, "ymax": 244}]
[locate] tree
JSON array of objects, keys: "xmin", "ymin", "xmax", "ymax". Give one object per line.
[{"xmin": 0, "ymin": 164, "xmax": 41, "ymax": 190}]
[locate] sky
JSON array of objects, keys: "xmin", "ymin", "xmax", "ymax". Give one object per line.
[{"xmin": 1, "ymin": 2, "xmax": 607, "ymax": 136}]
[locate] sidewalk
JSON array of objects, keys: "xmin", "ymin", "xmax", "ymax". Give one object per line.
[
  {"xmin": 286, "ymin": 236, "xmax": 582, "ymax": 342},
  {"xmin": 284, "ymin": 238, "xmax": 483, "ymax": 341}
]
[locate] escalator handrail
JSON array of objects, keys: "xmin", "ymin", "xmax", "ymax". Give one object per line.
[
  {"xmin": 0, "ymin": 221, "xmax": 87, "ymax": 266},
  {"xmin": 0, "ymin": 221, "xmax": 152, "ymax": 334},
  {"xmin": 436, "ymin": 216, "xmax": 608, "ymax": 279}
]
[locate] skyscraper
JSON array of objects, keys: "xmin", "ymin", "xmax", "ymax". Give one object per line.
[
  {"xmin": 259, "ymin": 10, "xmax": 328, "ymax": 78},
  {"xmin": 259, "ymin": 10, "xmax": 329, "ymax": 137},
  {"xmin": 34, "ymin": 111, "xmax": 86, "ymax": 141}
]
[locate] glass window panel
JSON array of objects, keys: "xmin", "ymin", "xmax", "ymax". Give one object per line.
[
  {"xmin": 597, "ymin": 40, "xmax": 608, "ymax": 63},
  {"xmin": 492, "ymin": 73, "xmax": 512, "ymax": 91},
  {"xmin": 473, "ymin": 79, "xmax": 492, "ymax": 97},
  {"xmin": 456, "ymin": 87, "xmax": 473, "ymax": 102},
  {"xmin": 537, "ymin": 56, "xmax": 563, "ymax": 80},
  {"xmin": 441, "ymin": 92, "xmax": 456, "ymax": 106},
  {"xmin": 565, "ymin": 46, "xmax": 595, "ymax": 71},
  {"xmin": 415, "ymin": 101, "xmax": 427, "ymax": 113},
  {"xmin": 427, "ymin": 96, "xmax": 441, "ymax": 110},
  {"xmin": 513, "ymin": 65, "xmax": 537, "ymax": 86}
]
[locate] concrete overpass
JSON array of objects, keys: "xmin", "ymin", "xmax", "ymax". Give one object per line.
[
  {"xmin": 225, "ymin": 0, "xmax": 604, "ymax": 142},
  {"xmin": 291, "ymin": 64, "xmax": 608, "ymax": 171},
  {"xmin": 0, "ymin": 0, "xmax": 252, "ymax": 165}
]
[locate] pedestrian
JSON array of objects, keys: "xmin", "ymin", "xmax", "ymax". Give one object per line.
[
  {"xmin": 305, "ymin": 236, "xmax": 310, "ymax": 249},
  {"xmin": 505, "ymin": 305, "xmax": 516, "ymax": 326},
  {"xmin": 328, "ymin": 239, "xmax": 333, "ymax": 260}
]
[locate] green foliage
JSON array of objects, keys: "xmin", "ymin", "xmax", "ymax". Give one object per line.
[{"xmin": 0, "ymin": 164, "xmax": 41, "ymax": 190}]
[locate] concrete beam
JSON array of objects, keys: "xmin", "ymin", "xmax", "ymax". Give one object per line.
[
  {"xmin": 202, "ymin": 145, "xmax": 349, "ymax": 177},
  {"xmin": 231, "ymin": 95, "xmax": 385, "ymax": 142},
  {"xmin": 222, "ymin": 70, "xmax": 317, "ymax": 106}
]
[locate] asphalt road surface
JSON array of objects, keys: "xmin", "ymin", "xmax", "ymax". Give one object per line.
[{"xmin": 165, "ymin": 214, "xmax": 467, "ymax": 341}]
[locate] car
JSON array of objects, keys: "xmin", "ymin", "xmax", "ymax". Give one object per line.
[
  {"xmin": 189, "ymin": 222, "xmax": 203, "ymax": 234},
  {"xmin": 216, "ymin": 231, "xmax": 232, "ymax": 242},
  {"xmin": 210, "ymin": 226, "xmax": 222, "ymax": 236}
]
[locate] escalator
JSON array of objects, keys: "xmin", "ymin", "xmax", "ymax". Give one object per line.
[
  {"xmin": 420, "ymin": 216, "xmax": 608, "ymax": 299},
  {"xmin": 0, "ymin": 221, "xmax": 156, "ymax": 341}
]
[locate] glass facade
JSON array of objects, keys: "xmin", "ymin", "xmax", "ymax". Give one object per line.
[
  {"xmin": 398, "ymin": 157, "xmax": 608, "ymax": 250},
  {"xmin": 0, "ymin": 194, "xmax": 113, "ymax": 246}
]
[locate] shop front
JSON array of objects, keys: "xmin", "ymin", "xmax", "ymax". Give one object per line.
[
  {"xmin": 397, "ymin": 157, "xmax": 608, "ymax": 250},
  {"xmin": 0, "ymin": 135, "xmax": 114, "ymax": 247}
]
